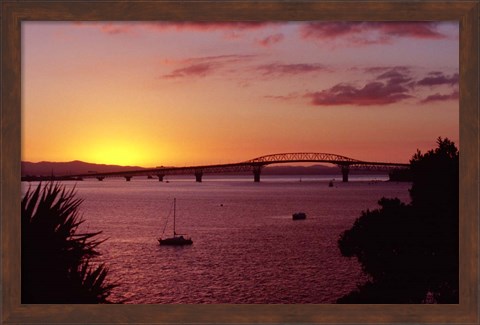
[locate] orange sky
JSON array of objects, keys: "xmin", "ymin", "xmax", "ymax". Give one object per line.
[{"xmin": 22, "ymin": 22, "xmax": 459, "ymax": 167}]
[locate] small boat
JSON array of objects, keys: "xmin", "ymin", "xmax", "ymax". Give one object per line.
[
  {"xmin": 329, "ymin": 180, "xmax": 334, "ymax": 187},
  {"xmin": 292, "ymin": 212, "xmax": 307, "ymax": 220},
  {"xmin": 158, "ymin": 198, "xmax": 193, "ymax": 246},
  {"xmin": 159, "ymin": 235, "xmax": 192, "ymax": 246}
]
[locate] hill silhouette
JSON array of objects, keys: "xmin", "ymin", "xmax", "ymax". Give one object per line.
[{"xmin": 21, "ymin": 161, "xmax": 147, "ymax": 177}]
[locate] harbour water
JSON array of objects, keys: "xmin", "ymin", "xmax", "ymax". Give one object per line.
[{"xmin": 22, "ymin": 175, "xmax": 411, "ymax": 304}]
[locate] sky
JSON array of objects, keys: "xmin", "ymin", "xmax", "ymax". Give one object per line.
[{"xmin": 22, "ymin": 21, "xmax": 459, "ymax": 167}]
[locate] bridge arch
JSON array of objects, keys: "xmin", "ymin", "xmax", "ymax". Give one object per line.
[
  {"xmin": 245, "ymin": 152, "xmax": 363, "ymax": 165},
  {"xmin": 243, "ymin": 152, "xmax": 406, "ymax": 182}
]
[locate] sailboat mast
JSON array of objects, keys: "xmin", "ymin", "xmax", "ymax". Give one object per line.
[{"xmin": 173, "ymin": 198, "xmax": 176, "ymax": 236}]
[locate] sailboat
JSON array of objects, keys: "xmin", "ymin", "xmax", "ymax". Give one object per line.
[{"xmin": 158, "ymin": 198, "xmax": 193, "ymax": 246}]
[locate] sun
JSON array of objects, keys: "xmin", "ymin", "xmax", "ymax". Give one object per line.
[{"xmin": 78, "ymin": 139, "xmax": 159, "ymax": 167}]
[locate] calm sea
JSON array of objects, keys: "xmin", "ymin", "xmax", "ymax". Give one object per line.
[{"xmin": 22, "ymin": 175, "xmax": 411, "ymax": 304}]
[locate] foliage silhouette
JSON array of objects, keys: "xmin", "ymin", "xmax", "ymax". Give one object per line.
[
  {"xmin": 338, "ymin": 137, "xmax": 459, "ymax": 303},
  {"xmin": 22, "ymin": 182, "xmax": 117, "ymax": 303}
]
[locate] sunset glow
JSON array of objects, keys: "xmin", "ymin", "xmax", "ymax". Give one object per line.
[{"xmin": 22, "ymin": 21, "xmax": 459, "ymax": 167}]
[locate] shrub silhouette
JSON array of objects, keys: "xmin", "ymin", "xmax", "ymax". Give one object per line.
[
  {"xmin": 338, "ymin": 137, "xmax": 459, "ymax": 303},
  {"xmin": 22, "ymin": 182, "xmax": 116, "ymax": 303}
]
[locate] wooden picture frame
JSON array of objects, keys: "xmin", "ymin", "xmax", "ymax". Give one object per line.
[{"xmin": 1, "ymin": 1, "xmax": 478, "ymax": 324}]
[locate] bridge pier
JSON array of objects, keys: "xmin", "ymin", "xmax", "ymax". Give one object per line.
[
  {"xmin": 96, "ymin": 176, "xmax": 105, "ymax": 181},
  {"xmin": 253, "ymin": 165, "xmax": 263, "ymax": 182},
  {"xmin": 195, "ymin": 170, "xmax": 203, "ymax": 182},
  {"xmin": 157, "ymin": 174, "xmax": 165, "ymax": 182},
  {"xmin": 125, "ymin": 176, "xmax": 132, "ymax": 182},
  {"xmin": 341, "ymin": 165, "xmax": 350, "ymax": 182}
]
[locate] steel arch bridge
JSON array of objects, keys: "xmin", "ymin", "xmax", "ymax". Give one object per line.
[{"xmin": 71, "ymin": 152, "xmax": 410, "ymax": 183}]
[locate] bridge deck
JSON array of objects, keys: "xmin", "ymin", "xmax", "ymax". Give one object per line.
[{"xmin": 70, "ymin": 152, "xmax": 409, "ymax": 180}]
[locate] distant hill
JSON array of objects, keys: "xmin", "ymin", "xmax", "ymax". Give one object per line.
[
  {"xmin": 21, "ymin": 161, "xmax": 147, "ymax": 177},
  {"xmin": 21, "ymin": 160, "xmax": 386, "ymax": 177},
  {"xmin": 263, "ymin": 164, "xmax": 339, "ymax": 175}
]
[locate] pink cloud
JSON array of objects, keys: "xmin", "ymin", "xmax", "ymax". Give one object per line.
[
  {"xmin": 363, "ymin": 66, "xmax": 411, "ymax": 74},
  {"xmin": 300, "ymin": 22, "xmax": 446, "ymax": 46},
  {"xmin": 175, "ymin": 54, "xmax": 256, "ymax": 65},
  {"xmin": 75, "ymin": 22, "xmax": 272, "ymax": 36},
  {"xmin": 100, "ymin": 23, "xmax": 135, "ymax": 35},
  {"xmin": 375, "ymin": 22, "xmax": 445, "ymax": 38},
  {"xmin": 257, "ymin": 33, "xmax": 284, "ymax": 47},
  {"xmin": 154, "ymin": 22, "xmax": 270, "ymax": 32},
  {"xmin": 302, "ymin": 22, "xmax": 362, "ymax": 39},
  {"xmin": 417, "ymin": 72, "xmax": 459, "ymax": 87},
  {"xmin": 306, "ymin": 82, "xmax": 412, "ymax": 106},
  {"xmin": 305, "ymin": 67, "xmax": 414, "ymax": 106},
  {"xmin": 74, "ymin": 22, "xmax": 136, "ymax": 35},
  {"xmin": 147, "ymin": 22, "xmax": 273, "ymax": 41},
  {"xmin": 163, "ymin": 63, "xmax": 217, "ymax": 79},
  {"xmin": 256, "ymin": 63, "xmax": 330, "ymax": 76},
  {"xmin": 264, "ymin": 93, "xmax": 300, "ymax": 101},
  {"xmin": 420, "ymin": 90, "xmax": 459, "ymax": 104},
  {"xmin": 376, "ymin": 68, "xmax": 415, "ymax": 88},
  {"xmin": 162, "ymin": 54, "xmax": 256, "ymax": 79},
  {"xmin": 289, "ymin": 67, "xmax": 459, "ymax": 107}
]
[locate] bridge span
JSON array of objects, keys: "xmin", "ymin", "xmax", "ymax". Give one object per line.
[{"xmin": 71, "ymin": 152, "xmax": 409, "ymax": 183}]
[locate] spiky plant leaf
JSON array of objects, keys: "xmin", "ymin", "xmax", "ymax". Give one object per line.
[{"xmin": 22, "ymin": 182, "xmax": 117, "ymax": 303}]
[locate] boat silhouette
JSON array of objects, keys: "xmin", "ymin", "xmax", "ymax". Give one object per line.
[
  {"xmin": 292, "ymin": 212, "xmax": 307, "ymax": 220},
  {"xmin": 158, "ymin": 198, "xmax": 193, "ymax": 246}
]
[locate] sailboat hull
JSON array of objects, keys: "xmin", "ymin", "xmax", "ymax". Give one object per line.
[{"xmin": 158, "ymin": 237, "xmax": 193, "ymax": 246}]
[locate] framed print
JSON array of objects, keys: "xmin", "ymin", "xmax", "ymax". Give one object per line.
[{"xmin": 1, "ymin": 1, "xmax": 478, "ymax": 324}]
